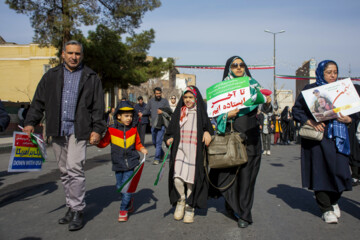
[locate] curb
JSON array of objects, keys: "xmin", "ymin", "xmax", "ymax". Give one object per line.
[{"xmin": 0, "ymin": 145, "xmax": 12, "ymax": 154}]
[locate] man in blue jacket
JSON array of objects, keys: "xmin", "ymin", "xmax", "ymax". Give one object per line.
[{"xmin": 23, "ymin": 40, "xmax": 106, "ymax": 231}]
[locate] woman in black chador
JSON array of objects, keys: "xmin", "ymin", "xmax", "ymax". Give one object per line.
[
  {"xmin": 280, "ymin": 106, "xmax": 292, "ymax": 144},
  {"xmin": 164, "ymin": 85, "xmax": 213, "ymax": 223},
  {"xmin": 209, "ymin": 56, "xmax": 264, "ymax": 228}
]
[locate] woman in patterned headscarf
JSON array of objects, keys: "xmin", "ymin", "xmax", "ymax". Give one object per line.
[
  {"xmin": 209, "ymin": 56, "xmax": 265, "ymax": 228},
  {"xmin": 292, "ymin": 60, "xmax": 353, "ymax": 224},
  {"xmin": 164, "ymin": 85, "xmax": 213, "ymax": 224}
]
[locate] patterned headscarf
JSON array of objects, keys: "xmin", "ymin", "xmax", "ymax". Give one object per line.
[{"xmin": 183, "ymin": 86, "xmax": 198, "ymax": 103}]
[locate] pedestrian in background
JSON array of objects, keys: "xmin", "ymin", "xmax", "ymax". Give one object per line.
[
  {"xmin": 107, "ymin": 107, "xmax": 115, "ymax": 126},
  {"xmin": 164, "ymin": 86, "xmax": 213, "ymax": 223},
  {"xmin": 23, "ymin": 40, "xmax": 106, "ymax": 231},
  {"xmin": 0, "ymin": 100, "xmax": 10, "ymax": 132},
  {"xmin": 134, "ymin": 96, "xmax": 148, "ymax": 145},
  {"xmin": 209, "ymin": 56, "xmax": 264, "ymax": 228},
  {"xmin": 97, "ymin": 101, "xmax": 148, "ymax": 222},
  {"xmin": 273, "ymin": 113, "xmax": 282, "ymax": 144},
  {"xmin": 169, "ymin": 95, "xmax": 177, "ymax": 112},
  {"xmin": 258, "ymin": 94, "xmax": 274, "ymax": 155},
  {"xmin": 292, "ymin": 60, "xmax": 352, "ymax": 224},
  {"xmin": 17, "ymin": 104, "xmax": 25, "ymax": 127},
  {"xmin": 280, "ymin": 106, "xmax": 292, "ymax": 144},
  {"xmin": 139, "ymin": 87, "xmax": 170, "ymax": 165}
]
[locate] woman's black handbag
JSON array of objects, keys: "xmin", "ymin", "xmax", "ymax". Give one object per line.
[{"xmin": 207, "ymin": 121, "xmax": 248, "ymax": 168}]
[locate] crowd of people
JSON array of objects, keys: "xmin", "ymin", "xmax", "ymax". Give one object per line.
[{"xmin": 12, "ymin": 39, "xmax": 358, "ymax": 232}]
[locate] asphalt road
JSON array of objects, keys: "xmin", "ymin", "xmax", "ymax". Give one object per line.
[{"xmin": 0, "ymin": 136, "xmax": 359, "ymax": 240}]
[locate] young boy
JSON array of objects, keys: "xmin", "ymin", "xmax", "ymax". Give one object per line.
[{"xmin": 97, "ymin": 101, "xmax": 148, "ymax": 222}]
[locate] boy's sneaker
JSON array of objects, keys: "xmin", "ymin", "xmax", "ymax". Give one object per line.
[
  {"xmin": 128, "ymin": 198, "xmax": 134, "ymax": 213},
  {"xmin": 322, "ymin": 211, "xmax": 338, "ymax": 224},
  {"xmin": 118, "ymin": 210, "xmax": 128, "ymax": 222},
  {"xmin": 332, "ymin": 204, "xmax": 341, "ymax": 218}
]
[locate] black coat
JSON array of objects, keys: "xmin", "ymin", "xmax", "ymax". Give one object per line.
[
  {"xmin": 208, "ymin": 56, "xmax": 262, "ymax": 224},
  {"xmin": 24, "ymin": 64, "xmax": 106, "ymax": 140},
  {"xmin": 164, "ymin": 86, "xmax": 213, "ymax": 209},
  {"xmin": 349, "ymin": 85, "xmax": 360, "ymax": 167},
  {"xmin": 292, "ymin": 83, "xmax": 352, "ymax": 192}
]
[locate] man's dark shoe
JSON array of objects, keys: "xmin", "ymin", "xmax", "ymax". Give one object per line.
[
  {"xmin": 58, "ymin": 208, "xmax": 74, "ymax": 224},
  {"xmin": 68, "ymin": 211, "xmax": 84, "ymax": 231},
  {"xmin": 238, "ymin": 219, "xmax": 249, "ymax": 228}
]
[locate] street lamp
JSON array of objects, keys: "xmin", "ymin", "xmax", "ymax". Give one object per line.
[{"xmin": 264, "ymin": 29, "xmax": 285, "ymax": 106}]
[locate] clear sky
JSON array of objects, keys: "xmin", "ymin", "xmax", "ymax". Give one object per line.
[{"xmin": 1, "ymin": 0, "xmax": 360, "ymax": 98}]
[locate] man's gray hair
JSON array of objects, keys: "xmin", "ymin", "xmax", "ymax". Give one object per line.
[{"xmin": 63, "ymin": 40, "xmax": 83, "ymax": 53}]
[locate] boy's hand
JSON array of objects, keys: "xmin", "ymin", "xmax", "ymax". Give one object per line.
[
  {"xmin": 140, "ymin": 147, "xmax": 148, "ymax": 155},
  {"xmin": 202, "ymin": 131, "xmax": 212, "ymax": 146},
  {"xmin": 167, "ymin": 138, "xmax": 173, "ymax": 146}
]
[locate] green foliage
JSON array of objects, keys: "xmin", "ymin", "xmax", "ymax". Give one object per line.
[
  {"xmin": 5, "ymin": 0, "xmax": 161, "ymax": 49},
  {"xmin": 6, "ymin": 0, "xmax": 168, "ymax": 88},
  {"xmin": 83, "ymin": 25, "xmax": 173, "ymax": 89}
]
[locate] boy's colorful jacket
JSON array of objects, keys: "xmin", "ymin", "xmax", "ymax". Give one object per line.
[{"xmin": 97, "ymin": 101, "xmax": 144, "ymax": 171}]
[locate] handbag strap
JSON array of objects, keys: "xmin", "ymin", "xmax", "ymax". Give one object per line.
[
  {"xmin": 203, "ymin": 144, "xmax": 240, "ymax": 191},
  {"xmin": 204, "ymin": 163, "xmax": 240, "ymax": 191}
]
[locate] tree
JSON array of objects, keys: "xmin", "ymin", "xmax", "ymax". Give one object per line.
[
  {"xmin": 6, "ymin": 0, "xmax": 161, "ymax": 51},
  {"xmin": 82, "ymin": 25, "xmax": 173, "ymax": 105}
]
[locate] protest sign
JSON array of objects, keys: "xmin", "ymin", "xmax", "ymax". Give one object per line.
[
  {"xmin": 8, "ymin": 131, "xmax": 45, "ymax": 172},
  {"xmin": 206, "ymin": 77, "xmax": 251, "ymax": 117},
  {"xmin": 302, "ymin": 78, "xmax": 360, "ymax": 122}
]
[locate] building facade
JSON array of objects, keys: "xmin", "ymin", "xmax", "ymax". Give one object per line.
[
  {"xmin": 295, "ymin": 58, "xmax": 316, "ymax": 98},
  {"xmin": 0, "ymin": 42, "xmax": 57, "ymax": 102}
]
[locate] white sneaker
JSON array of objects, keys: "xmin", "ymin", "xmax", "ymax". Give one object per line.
[
  {"xmin": 174, "ymin": 200, "xmax": 185, "ymax": 220},
  {"xmin": 332, "ymin": 204, "xmax": 341, "ymax": 218},
  {"xmin": 267, "ymin": 150, "xmax": 271, "ymax": 155},
  {"xmin": 263, "ymin": 151, "xmax": 267, "ymax": 155},
  {"xmin": 183, "ymin": 205, "xmax": 194, "ymax": 223},
  {"xmin": 322, "ymin": 211, "xmax": 338, "ymax": 224}
]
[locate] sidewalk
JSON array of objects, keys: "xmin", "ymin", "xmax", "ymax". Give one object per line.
[{"xmin": 0, "ymin": 135, "xmax": 14, "ymax": 153}]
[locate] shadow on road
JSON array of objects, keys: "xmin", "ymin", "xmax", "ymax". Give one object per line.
[
  {"xmin": 268, "ymin": 184, "xmax": 319, "ymax": 216},
  {"xmin": 268, "ymin": 184, "xmax": 360, "ymax": 219},
  {"xmin": 0, "ymin": 179, "xmax": 59, "ymax": 208},
  {"xmin": 77, "ymin": 186, "xmax": 159, "ymax": 225},
  {"xmin": 132, "ymin": 188, "xmax": 158, "ymax": 215}
]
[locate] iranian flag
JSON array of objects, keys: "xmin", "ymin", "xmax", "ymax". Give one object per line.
[
  {"xmin": 154, "ymin": 143, "xmax": 172, "ymax": 186},
  {"xmin": 118, "ymin": 155, "xmax": 146, "ymax": 193}
]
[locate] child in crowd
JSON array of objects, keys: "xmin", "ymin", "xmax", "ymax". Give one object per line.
[
  {"xmin": 164, "ymin": 86, "xmax": 213, "ymax": 223},
  {"xmin": 97, "ymin": 101, "xmax": 148, "ymax": 222}
]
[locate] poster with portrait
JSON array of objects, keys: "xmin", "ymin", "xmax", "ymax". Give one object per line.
[
  {"xmin": 301, "ymin": 78, "xmax": 360, "ymax": 122},
  {"xmin": 206, "ymin": 77, "xmax": 251, "ymax": 117}
]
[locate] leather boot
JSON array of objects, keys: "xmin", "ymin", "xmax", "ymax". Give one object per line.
[
  {"xmin": 68, "ymin": 211, "xmax": 84, "ymax": 231},
  {"xmin": 58, "ymin": 208, "xmax": 73, "ymax": 224}
]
